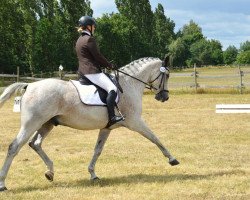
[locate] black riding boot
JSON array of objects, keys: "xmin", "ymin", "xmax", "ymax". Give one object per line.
[{"xmin": 106, "ymin": 90, "xmax": 123, "ymax": 128}]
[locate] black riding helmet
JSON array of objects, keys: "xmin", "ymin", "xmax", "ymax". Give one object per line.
[{"xmin": 78, "ymin": 16, "xmax": 96, "ymax": 28}]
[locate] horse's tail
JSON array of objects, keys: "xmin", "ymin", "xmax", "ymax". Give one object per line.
[{"xmin": 0, "ymin": 82, "xmax": 29, "ymax": 108}]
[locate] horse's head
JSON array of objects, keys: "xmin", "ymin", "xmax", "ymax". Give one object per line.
[{"xmin": 149, "ymin": 55, "xmax": 170, "ymax": 102}]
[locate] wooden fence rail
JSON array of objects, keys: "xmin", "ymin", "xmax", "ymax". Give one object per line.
[
  {"xmin": 1, "ymin": 65, "xmax": 250, "ymax": 93},
  {"xmin": 169, "ymin": 65, "xmax": 250, "ymax": 93}
]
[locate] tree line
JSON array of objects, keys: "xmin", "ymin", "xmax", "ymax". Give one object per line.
[{"xmin": 0, "ymin": 0, "xmax": 249, "ymax": 75}]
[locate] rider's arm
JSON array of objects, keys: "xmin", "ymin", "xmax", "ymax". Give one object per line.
[{"xmin": 87, "ymin": 37, "xmax": 112, "ymax": 69}]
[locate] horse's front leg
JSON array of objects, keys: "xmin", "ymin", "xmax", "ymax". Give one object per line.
[
  {"xmin": 127, "ymin": 118, "xmax": 179, "ymax": 166},
  {"xmin": 88, "ymin": 128, "xmax": 111, "ymax": 180}
]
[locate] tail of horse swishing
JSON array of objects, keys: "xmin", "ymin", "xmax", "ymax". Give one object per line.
[{"xmin": 0, "ymin": 57, "xmax": 179, "ymax": 191}]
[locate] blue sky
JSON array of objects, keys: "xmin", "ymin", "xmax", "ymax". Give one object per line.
[{"xmin": 90, "ymin": 0, "xmax": 250, "ymax": 50}]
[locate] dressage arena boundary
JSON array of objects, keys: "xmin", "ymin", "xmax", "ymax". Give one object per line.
[{"xmin": 216, "ymin": 104, "xmax": 250, "ymax": 113}]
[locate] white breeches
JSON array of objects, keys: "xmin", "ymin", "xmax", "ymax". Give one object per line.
[{"xmin": 85, "ymin": 73, "xmax": 117, "ymax": 93}]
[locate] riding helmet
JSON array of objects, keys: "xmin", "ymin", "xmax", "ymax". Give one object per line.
[{"xmin": 78, "ymin": 16, "xmax": 96, "ymax": 28}]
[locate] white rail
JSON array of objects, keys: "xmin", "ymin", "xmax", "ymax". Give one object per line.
[{"xmin": 216, "ymin": 104, "xmax": 250, "ymax": 113}]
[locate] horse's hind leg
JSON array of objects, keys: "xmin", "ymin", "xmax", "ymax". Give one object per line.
[
  {"xmin": 28, "ymin": 121, "xmax": 54, "ymax": 182},
  {"xmin": 0, "ymin": 124, "xmax": 41, "ymax": 191},
  {"xmin": 88, "ymin": 128, "xmax": 111, "ymax": 180}
]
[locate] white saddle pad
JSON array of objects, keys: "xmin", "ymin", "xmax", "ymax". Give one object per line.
[{"xmin": 70, "ymin": 80, "xmax": 119, "ymax": 106}]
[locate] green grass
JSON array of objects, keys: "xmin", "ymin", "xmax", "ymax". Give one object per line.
[{"xmin": 0, "ymin": 94, "xmax": 249, "ymax": 200}]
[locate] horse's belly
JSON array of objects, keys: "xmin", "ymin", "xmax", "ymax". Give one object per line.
[{"xmin": 57, "ymin": 107, "xmax": 108, "ymax": 130}]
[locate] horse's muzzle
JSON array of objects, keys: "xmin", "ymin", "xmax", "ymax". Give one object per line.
[{"xmin": 155, "ymin": 90, "xmax": 169, "ymax": 102}]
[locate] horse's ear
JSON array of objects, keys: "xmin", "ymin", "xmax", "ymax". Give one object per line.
[{"xmin": 162, "ymin": 54, "xmax": 170, "ymax": 66}]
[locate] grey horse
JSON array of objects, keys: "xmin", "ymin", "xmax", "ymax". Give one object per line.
[{"xmin": 0, "ymin": 57, "xmax": 179, "ymax": 191}]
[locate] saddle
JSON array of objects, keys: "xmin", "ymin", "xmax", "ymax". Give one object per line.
[{"xmin": 71, "ymin": 73, "xmax": 123, "ymax": 106}]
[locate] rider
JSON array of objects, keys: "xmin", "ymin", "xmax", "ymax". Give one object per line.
[{"xmin": 76, "ymin": 16, "xmax": 123, "ymax": 128}]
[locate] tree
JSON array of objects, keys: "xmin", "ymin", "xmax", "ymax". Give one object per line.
[
  {"xmin": 210, "ymin": 39, "xmax": 223, "ymax": 65},
  {"xmin": 95, "ymin": 13, "xmax": 143, "ymax": 66},
  {"xmin": 223, "ymin": 45, "xmax": 238, "ymax": 64},
  {"xmin": 181, "ymin": 20, "xmax": 204, "ymax": 46},
  {"xmin": 115, "ymin": 0, "xmax": 154, "ymax": 57},
  {"xmin": 0, "ymin": 0, "xmax": 27, "ymax": 73},
  {"xmin": 189, "ymin": 39, "xmax": 223, "ymax": 66},
  {"xmin": 19, "ymin": 0, "xmax": 40, "ymax": 75},
  {"xmin": 236, "ymin": 51, "xmax": 250, "ymax": 64},
  {"xmin": 173, "ymin": 20, "xmax": 204, "ymax": 67},
  {"xmin": 168, "ymin": 38, "xmax": 188, "ymax": 67},
  {"xmin": 30, "ymin": 0, "xmax": 93, "ymax": 73},
  {"xmin": 236, "ymin": 41, "xmax": 250, "ymax": 64},
  {"xmin": 239, "ymin": 40, "xmax": 250, "ymax": 52},
  {"xmin": 189, "ymin": 39, "xmax": 211, "ymax": 66},
  {"xmin": 154, "ymin": 3, "xmax": 175, "ymax": 58}
]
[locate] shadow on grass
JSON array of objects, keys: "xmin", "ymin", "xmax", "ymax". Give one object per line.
[{"xmin": 9, "ymin": 169, "xmax": 246, "ymax": 193}]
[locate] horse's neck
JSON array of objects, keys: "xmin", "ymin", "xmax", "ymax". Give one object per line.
[
  {"xmin": 119, "ymin": 58, "xmax": 161, "ymax": 89},
  {"xmin": 119, "ymin": 63, "xmax": 152, "ymax": 94},
  {"xmin": 118, "ymin": 59, "xmax": 161, "ymax": 103}
]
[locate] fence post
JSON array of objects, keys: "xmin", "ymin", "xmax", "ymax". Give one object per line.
[
  {"xmin": 59, "ymin": 64, "xmax": 63, "ymax": 80},
  {"xmin": 17, "ymin": 66, "xmax": 20, "ymax": 82},
  {"xmin": 238, "ymin": 65, "xmax": 244, "ymax": 94},
  {"xmin": 194, "ymin": 63, "xmax": 199, "ymax": 92}
]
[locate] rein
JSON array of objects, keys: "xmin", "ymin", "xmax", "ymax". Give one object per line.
[
  {"xmin": 116, "ymin": 69, "xmax": 158, "ymax": 90},
  {"xmin": 116, "ymin": 67, "xmax": 169, "ymax": 91}
]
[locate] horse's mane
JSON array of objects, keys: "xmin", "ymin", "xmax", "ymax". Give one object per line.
[{"xmin": 120, "ymin": 57, "xmax": 161, "ymax": 74}]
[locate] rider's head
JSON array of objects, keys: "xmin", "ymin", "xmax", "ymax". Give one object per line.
[{"xmin": 78, "ymin": 16, "xmax": 96, "ymax": 35}]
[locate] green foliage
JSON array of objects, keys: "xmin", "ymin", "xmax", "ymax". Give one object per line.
[
  {"xmin": 0, "ymin": 0, "xmax": 248, "ymax": 74},
  {"xmin": 239, "ymin": 40, "xmax": 250, "ymax": 52},
  {"xmin": 115, "ymin": 0, "xmax": 155, "ymax": 57},
  {"xmin": 236, "ymin": 50, "xmax": 250, "ymax": 64},
  {"xmin": 169, "ymin": 21, "xmax": 223, "ymax": 67},
  {"xmin": 95, "ymin": 14, "xmax": 143, "ymax": 66},
  {"xmin": 210, "ymin": 40, "xmax": 223, "ymax": 65},
  {"xmin": 0, "ymin": 0, "xmax": 27, "ymax": 73},
  {"xmin": 154, "ymin": 3, "xmax": 175, "ymax": 58},
  {"xmin": 169, "ymin": 38, "xmax": 188, "ymax": 66},
  {"xmin": 223, "ymin": 45, "xmax": 238, "ymax": 64},
  {"xmin": 181, "ymin": 20, "xmax": 204, "ymax": 46},
  {"xmin": 189, "ymin": 39, "xmax": 223, "ymax": 66}
]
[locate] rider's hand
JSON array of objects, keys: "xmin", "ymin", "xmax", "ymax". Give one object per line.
[
  {"xmin": 111, "ymin": 64, "xmax": 118, "ymax": 70},
  {"xmin": 107, "ymin": 64, "xmax": 116, "ymax": 70}
]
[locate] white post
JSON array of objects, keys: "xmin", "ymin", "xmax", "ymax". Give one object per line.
[{"xmin": 59, "ymin": 64, "xmax": 64, "ymax": 80}]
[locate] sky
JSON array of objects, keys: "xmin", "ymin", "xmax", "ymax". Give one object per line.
[{"xmin": 90, "ymin": 0, "xmax": 250, "ymax": 50}]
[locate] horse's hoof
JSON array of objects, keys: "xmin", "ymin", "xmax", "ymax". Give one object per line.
[
  {"xmin": 91, "ymin": 176, "xmax": 100, "ymax": 181},
  {"xmin": 45, "ymin": 171, "xmax": 54, "ymax": 182},
  {"xmin": 169, "ymin": 159, "xmax": 180, "ymax": 166},
  {"xmin": 0, "ymin": 187, "xmax": 8, "ymax": 192}
]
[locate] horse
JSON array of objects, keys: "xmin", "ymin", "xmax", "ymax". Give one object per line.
[{"xmin": 0, "ymin": 57, "xmax": 179, "ymax": 191}]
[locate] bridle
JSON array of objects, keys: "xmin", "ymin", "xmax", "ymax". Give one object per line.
[
  {"xmin": 149, "ymin": 66, "xmax": 170, "ymax": 92},
  {"xmin": 116, "ymin": 66, "xmax": 170, "ymax": 92}
]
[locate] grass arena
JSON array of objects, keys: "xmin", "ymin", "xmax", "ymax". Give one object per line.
[{"xmin": 0, "ymin": 92, "xmax": 249, "ymax": 199}]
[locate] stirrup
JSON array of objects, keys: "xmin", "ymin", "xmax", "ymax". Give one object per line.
[{"xmin": 106, "ymin": 116, "xmax": 124, "ymax": 128}]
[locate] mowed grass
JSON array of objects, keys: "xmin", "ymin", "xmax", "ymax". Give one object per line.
[{"xmin": 0, "ymin": 93, "xmax": 250, "ymax": 199}]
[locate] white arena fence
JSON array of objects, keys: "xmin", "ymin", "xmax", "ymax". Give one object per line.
[{"xmin": 216, "ymin": 104, "xmax": 250, "ymax": 113}]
